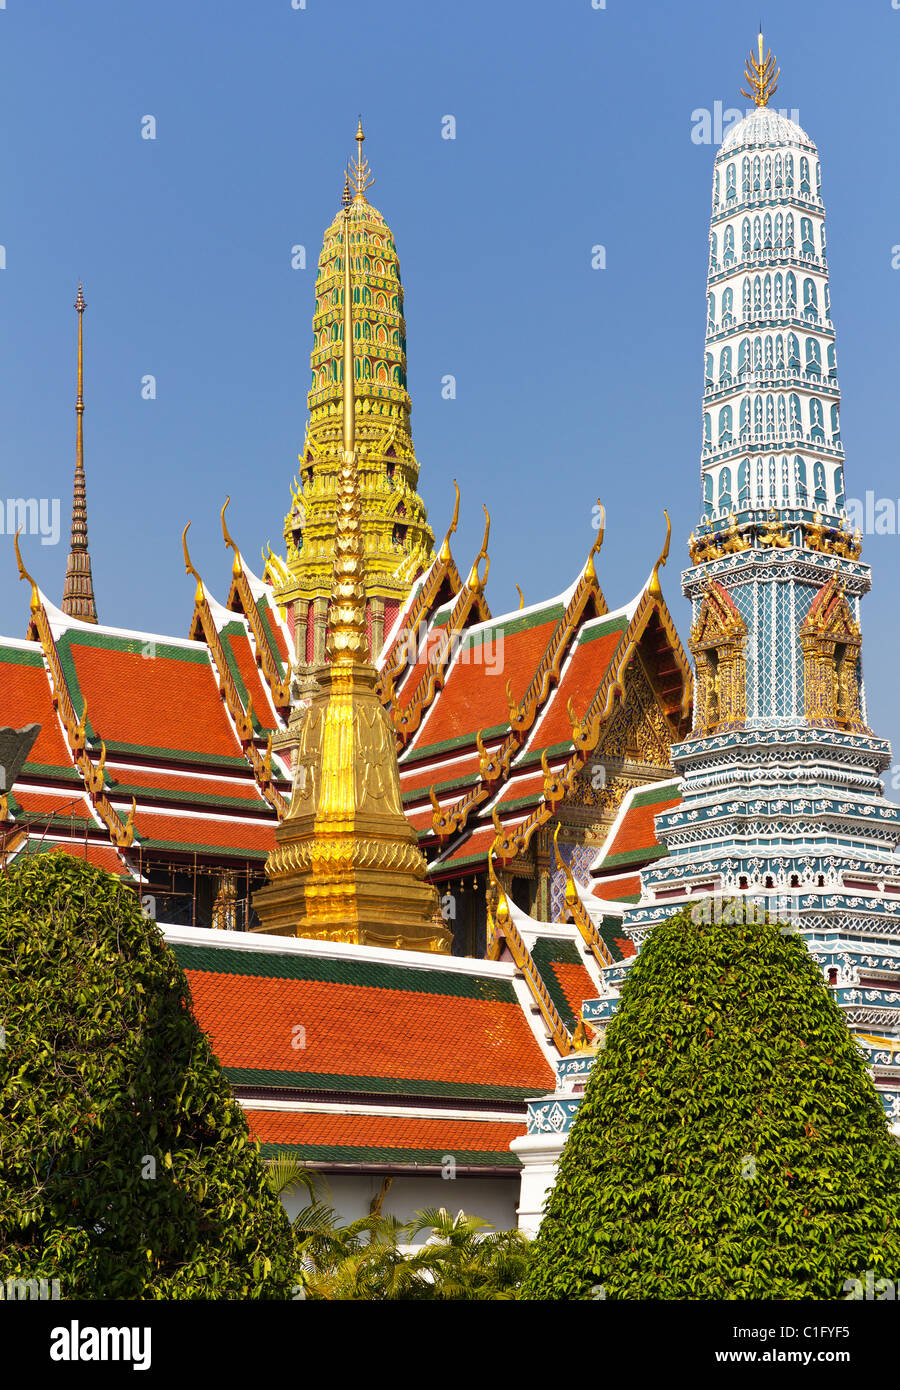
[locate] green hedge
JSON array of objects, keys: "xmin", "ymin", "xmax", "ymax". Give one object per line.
[
  {"xmin": 521, "ymin": 905, "xmax": 900, "ymax": 1299},
  {"xmin": 0, "ymin": 853, "xmax": 297, "ymax": 1298}
]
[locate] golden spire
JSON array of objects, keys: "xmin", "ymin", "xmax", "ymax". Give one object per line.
[
  {"xmin": 741, "ymin": 27, "xmax": 779, "ymax": 107},
  {"xmin": 253, "ymin": 201, "xmax": 447, "ymax": 952},
  {"xmin": 61, "ymin": 284, "xmax": 98, "ymax": 623},
  {"xmin": 348, "ymin": 116, "xmax": 375, "ymax": 201},
  {"xmin": 324, "ymin": 208, "xmax": 369, "ymax": 665}
]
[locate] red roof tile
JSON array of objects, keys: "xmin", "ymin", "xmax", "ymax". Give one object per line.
[
  {"xmin": 184, "ymin": 969, "xmax": 554, "ymax": 1092},
  {"xmin": 414, "ymin": 618, "xmax": 559, "ymax": 749},
  {"xmin": 64, "ymin": 639, "xmax": 240, "ymax": 760},
  {"xmin": 246, "ymin": 1109, "xmax": 525, "ymax": 1155}
]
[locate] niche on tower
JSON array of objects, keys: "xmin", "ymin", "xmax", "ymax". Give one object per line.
[
  {"xmin": 689, "ymin": 580, "xmax": 748, "ymax": 734},
  {"xmin": 799, "ymin": 574, "xmax": 864, "ymax": 729}
]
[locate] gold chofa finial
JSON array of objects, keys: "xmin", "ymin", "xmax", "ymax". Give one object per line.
[
  {"xmin": 348, "ymin": 117, "xmax": 374, "ymax": 200},
  {"xmin": 741, "ymin": 28, "xmax": 779, "ymax": 107}
]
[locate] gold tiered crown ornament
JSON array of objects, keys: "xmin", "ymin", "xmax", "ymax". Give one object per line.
[
  {"xmin": 741, "ymin": 28, "xmax": 779, "ymax": 108},
  {"xmin": 253, "ymin": 191, "xmax": 449, "ymax": 951}
]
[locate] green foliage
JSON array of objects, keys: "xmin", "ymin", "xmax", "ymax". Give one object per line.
[
  {"xmin": 269, "ymin": 1162, "xmax": 530, "ymax": 1299},
  {"xmin": 0, "ymin": 853, "xmax": 298, "ymax": 1298},
  {"xmin": 521, "ymin": 906, "xmax": 900, "ymax": 1300}
]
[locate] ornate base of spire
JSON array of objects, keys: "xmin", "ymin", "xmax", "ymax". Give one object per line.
[{"xmin": 253, "ymin": 661, "xmax": 451, "ymax": 953}]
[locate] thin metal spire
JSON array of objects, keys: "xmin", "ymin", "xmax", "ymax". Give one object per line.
[{"xmin": 61, "ymin": 283, "xmax": 98, "ymax": 623}]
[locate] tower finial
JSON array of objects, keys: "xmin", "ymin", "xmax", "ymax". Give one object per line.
[
  {"xmin": 348, "ymin": 116, "xmax": 374, "ymax": 200},
  {"xmin": 61, "ymin": 283, "xmax": 98, "ymax": 623},
  {"xmin": 741, "ymin": 27, "xmax": 779, "ymax": 108}
]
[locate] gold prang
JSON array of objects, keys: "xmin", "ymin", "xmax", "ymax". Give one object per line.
[
  {"xmin": 741, "ymin": 29, "xmax": 779, "ymax": 108},
  {"xmin": 253, "ymin": 205, "xmax": 448, "ymax": 952}
]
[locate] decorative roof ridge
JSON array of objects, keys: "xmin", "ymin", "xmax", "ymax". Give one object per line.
[
  {"xmin": 0, "ymin": 633, "xmax": 44, "ymax": 652},
  {"xmin": 182, "ymin": 522, "xmax": 287, "ymax": 819},
  {"xmin": 391, "ymin": 511, "xmax": 492, "ymax": 746},
  {"xmin": 494, "ymin": 593, "xmax": 687, "ymax": 865},
  {"xmin": 161, "ymin": 920, "xmax": 519, "ymax": 977},
  {"xmin": 421, "ymin": 520, "xmax": 616, "ymax": 842},
  {"xmin": 486, "ymin": 852, "xmax": 573, "ymax": 1057},
  {"xmin": 41, "ymin": 594, "xmax": 202, "ymax": 652},
  {"xmin": 14, "ymin": 532, "xmax": 137, "ymax": 852},
  {"xmin": 376, "ymin": 488, "xmax": 465, "ymax": 702},
  {"xmin": 220, "ymin": 500, "xmax": 291, "ymax": 709}
]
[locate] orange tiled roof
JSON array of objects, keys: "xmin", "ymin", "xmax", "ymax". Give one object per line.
[
  {"xmin": 246, "ymin": 1108, "xmax": 525, "ymax": 1164},
  {"xmin": 172, "ymin": 942, "xmax": 554, "ymax": 1099}
]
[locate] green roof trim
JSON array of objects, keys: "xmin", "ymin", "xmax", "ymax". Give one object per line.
[
  {"xmin": 403, "ymin": 724, "xmax": 509, "ymax": 762},
  {"xmin": 576, "ymin": 613, "xmax": 630, "ymax": 644},
  {"xmin": 100, "ymin": 741, "xmax": 251, "ymax": 770},
  {"xmin": 173, "ymin": 942, "xmax": 517, "ymax": 1002},
  {"xmin": 627, "ymin": 781, "xmax": 681, "ymax": 810},
  {"xmin": 137, "ymin": 838, "xmax": 270, "ymax": 860},
  {"xmin": 106, "ymin": 780, "xmax": 272, "ymax": 813},
  {"xmin": 256, "ymin": 1142, "xmax": 521, "ymax": 1168},
  {"xmin": 19, "ymin": 763, "xmax": 82, "ymax": 784},
  {"xmin": 254, "ymin": 597, "xmax": 288, "ymax": 678},
  {"xmin": 54, "ymin": 628, "xmax": 212, "ymax": 748},
  {"xmin": 227, "ymin": 1067, "xmax": 537, "ymax": 1101},
  {"xmin": 0, "ymin": 643, "xmax": 45, "ymax": 667},
  {"xmin": 602, "ymin": 843, "xmax": 669, "ymax": 870},
  {"xmin": 401, "ymin": 771, "xmax": 476, "ymax": 804}
]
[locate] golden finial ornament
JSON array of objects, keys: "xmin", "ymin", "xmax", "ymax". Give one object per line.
[
  {"xmin": 648, "ymin": 510, "xmax": 671, "ymax": 599},
  {"xmin": 181, "ymin": 522, "xmax": 204, "ymax": 603},
  {"xmin": 438, "ymin": 480, "xmax": 460, "ymax": 563},
  {"xmin": 466, "ymin": 505, "xmax": 491, "ymax": 590},
  {"xmin": 13, "ymin": 528, "xmax": 41, "ymax": 612},
  {"xmin": 741, "ymin": 28, "xmax": 779, "ymax": 108},
  {"xmin": 348, "ymin": 116, "xmax": 375, "ymax": 201},
  {"xmin": 516, "ymin": 584, "xmax": 525, "ymax": 610}
]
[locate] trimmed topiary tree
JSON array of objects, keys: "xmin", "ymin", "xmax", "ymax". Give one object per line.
[
  {"xmin": 0, "ymin": 853, "xmax": 298, "ymax": 1298},
  {"xmin": 521, "ymin": 904, "xmax": 900, "ymax": 1300}
]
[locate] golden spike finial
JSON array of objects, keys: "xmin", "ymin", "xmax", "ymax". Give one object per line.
[
  {"xmin": 221, "ymin": 496, "xmax": 242, "ymax": 577},
  {"xmin": 13, "ymin": 529, "xmax": 40, "ymax": 612},
  {"xmin": 516, "ymin": 584, "xmax": 525, "ymax": 610},
  {"xmin": 648, "ymin": 510, "xmax": 671, "ymax": 600},
  {"xmin": 348, "ymin": 116, "xmax": 375, "ymax": 200},
  {"xmin": 466, "ymin": 505, "xmax": 491, "ymax": 589},
  {"xmin": 181, "ymin": 522, "xmax": 204, "ymax": 602},
  {"xmin": 584, "ymin": 500, "xmax": 606, "ymax": 583},
  {"xmin": 740, "ymin": 28, "xmax": 779, "ymax": 107},
  {"xmin": 438, "ymin": 480, "xmax": 460, "ymax": 563}
]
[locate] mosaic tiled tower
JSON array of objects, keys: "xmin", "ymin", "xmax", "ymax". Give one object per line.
[
  {"xmin": 267, "ymin": 123, "xmax": 434, "ymax": 667},
  {"xmin": 616, "ymin": 38, "xmax": 900, "ymax": 1119},
  {"xmin": 516, "ymin": 42, "xmax": 900, "ymax": 1220}
]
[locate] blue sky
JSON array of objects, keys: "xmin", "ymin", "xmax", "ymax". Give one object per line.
[{"xmin": 2, "ymin": 0, "xmax": 900, "ymax": 761}]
